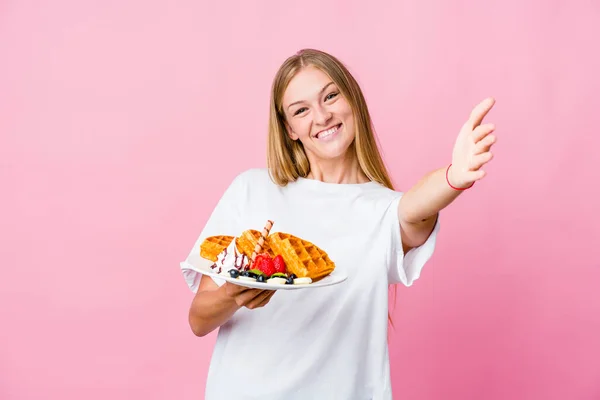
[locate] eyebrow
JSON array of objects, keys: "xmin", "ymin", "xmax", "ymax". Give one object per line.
[{"xmin": 287, "ymin": 82, "xmax": 336, "ymax": 110}]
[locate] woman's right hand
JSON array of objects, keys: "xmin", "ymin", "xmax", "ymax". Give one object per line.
[
  {"xmin": 223, "ymin": 282, "xmax": 276, "ymax": 310},
  {"xmin": 189, "ymin": 275, "xmax": 277, "ymax": 337}
]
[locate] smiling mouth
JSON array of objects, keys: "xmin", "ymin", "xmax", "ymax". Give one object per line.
[{"xmin": 315, "ymin": 124, "xmax": 342, "ymax": 139}]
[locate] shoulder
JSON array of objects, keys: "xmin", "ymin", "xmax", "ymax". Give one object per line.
[
  {"xmin": 231, "ymin": 168, "xmax": 272, "ymax": 185},
  {"xmin": 348, "ymin": 183, "xmax": 405, "ymax": 218},
  {"xmin": 225, "ymin": 168, "xmax": 275, "ymax": 193},
  {"xmin": 364, "ymin": 182, "xmax": 404, "ymax": 202}
]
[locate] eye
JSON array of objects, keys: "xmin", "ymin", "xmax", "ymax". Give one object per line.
[
  {"xmin": 325, "ymin": 92, "xmax": 339, "ymax": 101},
  {"xmin": 294, "ymin": 107, "xmax": 308, "ymax": 116}
]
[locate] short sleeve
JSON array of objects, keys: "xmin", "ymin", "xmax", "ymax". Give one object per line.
[
  {"xmin": 386, "ymin": 193, "xmax": 441, "ymax": 286},
  {"xmin": 179, "ymin": 172, "xmax": 247, "ymax": 292}
]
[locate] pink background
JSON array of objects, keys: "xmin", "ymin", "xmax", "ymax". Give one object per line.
[{"xmin": 2, "ymin": 1, "xmax": 599, "ymax": 399}]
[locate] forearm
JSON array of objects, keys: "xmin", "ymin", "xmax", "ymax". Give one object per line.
[
  {"xmin": 188, "ymin": 285, "xmax": 240, "ymax": 337},
  {"xmin": 399, "ymin": 166, "xmax": 464, "ymax": 224}
]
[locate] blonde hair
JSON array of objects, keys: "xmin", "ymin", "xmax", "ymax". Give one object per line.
[
  {"xmin": 266, "ymin": 48, "xmax": 398, "ymax": 328},
  {"xmin": 267, "ymin": 48, "xmax": 395, "ymax": 191}
]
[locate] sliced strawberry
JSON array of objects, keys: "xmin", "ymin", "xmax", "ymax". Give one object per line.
[
  {"xmin": 253, "ymin": 253, "xmax": 267, "ymax": 267},
  {"xmin": 273, "ymin": 254, "xmax": 287, "ymax": 274},
  {"xmin": 255, "ymin": 254, "xmax": 276, "ymax": 277}
]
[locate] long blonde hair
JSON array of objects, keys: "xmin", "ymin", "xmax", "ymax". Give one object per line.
[{"xmin": 266, "ymin": 48, "xmax": 398, "ymax": 327}]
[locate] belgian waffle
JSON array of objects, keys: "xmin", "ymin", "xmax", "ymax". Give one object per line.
[
  {"xmin": 200, "ymin": 235, "xmax": 234, "ymax": 262},
  {"xmin": 266, "ymin": 232, "xmax": 335, "ymax": 282},
  {"xmin": 235, "ymin": 229, "xmax": 275, "ymax": 259}
]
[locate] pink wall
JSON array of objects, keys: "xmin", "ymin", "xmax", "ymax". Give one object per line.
[{"xmin": 2, "ymin": 1, "xmax": 599, "ymax": 399}]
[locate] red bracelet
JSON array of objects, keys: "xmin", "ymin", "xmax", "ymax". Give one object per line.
[{"xmin": 446, "ymin": 164, "xmax": 474, "ymax": 190}]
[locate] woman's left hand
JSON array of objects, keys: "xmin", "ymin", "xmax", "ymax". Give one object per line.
[{"xmin": 448, "ymin": 97, "xmax": 497, "ymax": 189}]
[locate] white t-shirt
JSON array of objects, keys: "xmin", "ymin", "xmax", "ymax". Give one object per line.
[{"xmin": 180, "ymin": 168, "xmax": 440, "ymax": 400}]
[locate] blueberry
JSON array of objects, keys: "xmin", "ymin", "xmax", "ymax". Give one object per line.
[
  {"xmin": 285, "ymin": 276, "xmax": 294, "ymax": 285},
  {"xmin": 229, "ymin": 269, "xmax": 239, "ymax": 278},
  {"xmin": 247, "ymin": 272, "xmax": 258, "ymax": 279},
  {"xmin": 289, "ymin": 274, "xmax": 297, "ymax": 279},
  {"xmin": 256, "ymin": 275, "xmax": 265, "ymax": 283},
  {"xmin": 240, "ymin": 271, "xmax": 250, "ymax": 277}
]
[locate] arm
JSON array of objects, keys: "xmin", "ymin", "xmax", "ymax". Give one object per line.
[
  {"xmin": 397, "ymin": 167, "xmax": 461, "ymax": 253},
  {"xmin": 188, "ymin": 275, "xmax": 275, "ymax": 337},
  {"xmin": 397, "ymin": 97, "xmax": 497, "ymax": 253}
]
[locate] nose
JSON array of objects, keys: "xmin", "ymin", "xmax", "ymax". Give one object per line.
[{"xmin": 313, "ymin": 105, "xmax": 332, "ymax": 126}]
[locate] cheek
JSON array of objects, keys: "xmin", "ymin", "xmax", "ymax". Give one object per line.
[
  {"xmin": 340, "ymin": 107, "xmax": 355, "ymax": 133},
  {"xmin": 335, "ymin": 100, "xmax": 354, "ymax": 123},
  {"xmin": 343, "ymin": 104, "xmax": 354, "ymax": 120},
  {"xmin": 290, "ymin": 120, "xmax": 311, "ymax": 139}
]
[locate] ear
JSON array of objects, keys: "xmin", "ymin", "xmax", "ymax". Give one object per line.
[{"xmin": 284, "ymin": 121, "xmax": 299, "ymax": 141}]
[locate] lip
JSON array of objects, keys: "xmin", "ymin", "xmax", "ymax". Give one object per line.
[{"xmin": 314, "ymin": 123, "xmax": 342, "ymax": 139}]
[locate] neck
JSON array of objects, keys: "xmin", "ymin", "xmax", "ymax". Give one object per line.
[{"xmin": 306, "ymin": 148, "xmax": 370, "ymax": 184}]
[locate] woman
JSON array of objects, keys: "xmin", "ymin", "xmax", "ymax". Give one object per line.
[{"xmin": 180, "ymin": 48, "xmax": 496, "ymax": 399}]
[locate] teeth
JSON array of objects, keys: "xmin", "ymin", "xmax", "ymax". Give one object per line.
[{"xmin": 317, "ymin": 124, "xmax": 339, "ymax": 139}]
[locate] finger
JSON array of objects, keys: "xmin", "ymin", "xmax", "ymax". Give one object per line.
[
  {"xmin": 245, "ymin": 290, "xmax": 276, "ymax": 310},
  {"xmin": 262, "ymin": 290, "xmax": 276, "ymax": 304},
  {"xmin": 464, "ymin": 169, "xmax": 487, "ymax": 183},
  {"xmin": 472, "ymin": 123, "xmax": 495, "ymax": 143},
  {"xmin": 224, "ymin": 282, "xmax": 251, "ymax": 297},
  {"xmin": 469, "ymin": 152, "xmax": 493, "ymax": 170},
  {"xmin": 255, "ymin": 291, "xmax": 276, "ymax": 308},
  {"xmin": 466, "ymin": 97, "xmax": 495, "ymax": 130},
  {"xmin": 474, "ymin": 133, "xmax": 496, "ymax": 154},
  {"xmin": 234, "ymin": 288, "xmax": 265, "ymax": 307}
]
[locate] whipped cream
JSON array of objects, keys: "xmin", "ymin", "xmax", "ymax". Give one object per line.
[{"xmin": 210, "ymin": 239, "xmax": 249, "ymax": 275}]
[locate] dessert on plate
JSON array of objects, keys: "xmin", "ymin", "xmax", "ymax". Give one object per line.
[{"xmin": 199, "ymin": 220, "xmax": 335, "ymax": 285}]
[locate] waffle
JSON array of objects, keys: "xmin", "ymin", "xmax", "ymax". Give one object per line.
[
  {"xmin": 266, "ymin": 232, "xmax": 335, "ymax": 282},
  {"xmin": 235, "ymin": 229, "xmax": 275, "ymax": 259},
  {"xmin": 200, "ymin": 235, "xmax": 234, "ymax": 262}
]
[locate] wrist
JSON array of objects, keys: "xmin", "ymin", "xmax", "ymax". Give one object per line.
[{"xmin": 446, "ymin": 164, "xmax": 474, "ymax": 190}]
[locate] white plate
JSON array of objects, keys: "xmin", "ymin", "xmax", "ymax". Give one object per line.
[{"xmin": 187, "ymin": 256, "xmax": 348, "ymax": 290}]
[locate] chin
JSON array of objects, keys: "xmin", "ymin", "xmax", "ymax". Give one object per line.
[{"xmin": 312, "ymin": 144, "xmax": 354, "ymax": 162}]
